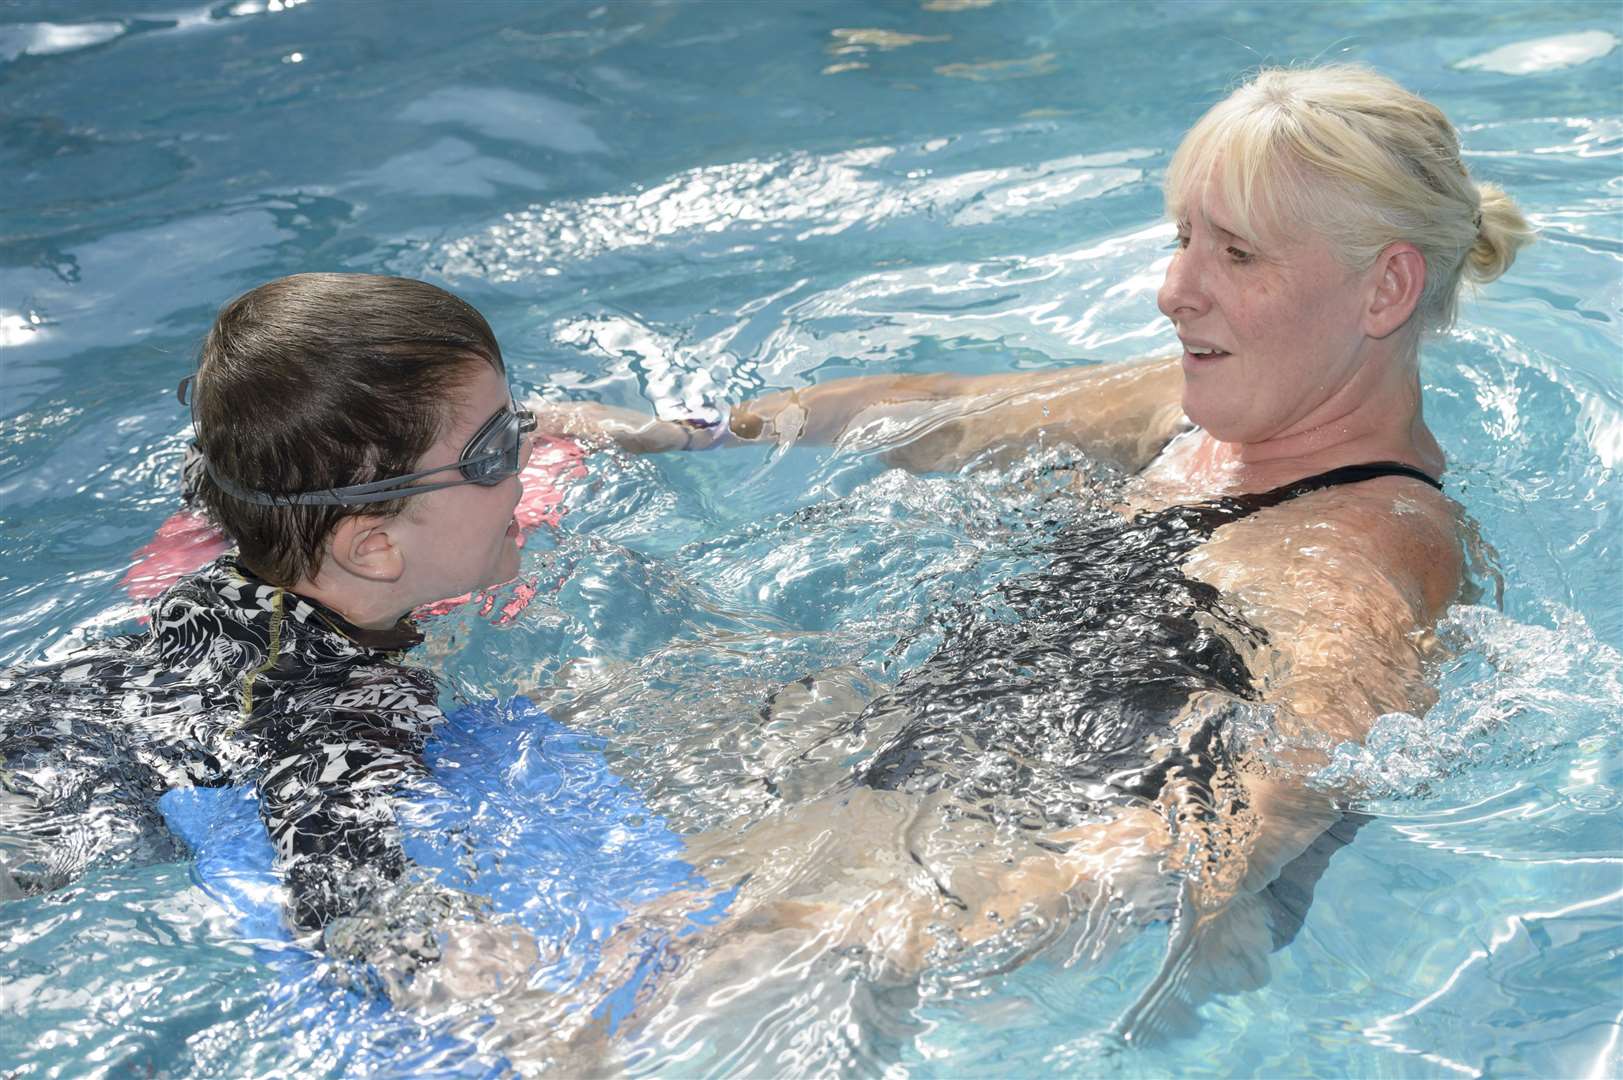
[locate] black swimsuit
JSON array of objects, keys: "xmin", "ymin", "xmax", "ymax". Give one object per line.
[{"xmin": 855, "ymin": 461, "xmax": 1442, "ymax": 828}]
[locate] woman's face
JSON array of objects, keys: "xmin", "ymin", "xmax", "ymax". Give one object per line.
[{"xmin": 1157, "ymin": 171, "xmax": 1373, "ymax": 446}]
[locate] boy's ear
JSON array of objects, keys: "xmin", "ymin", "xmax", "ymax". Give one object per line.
[{"xmin": 326, "ymin": 515, "xmax": 405, "ymax": 583}]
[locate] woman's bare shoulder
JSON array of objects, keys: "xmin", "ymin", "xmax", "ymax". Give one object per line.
[
  {"xmin": 1314, "ymin": 476, "xmax": 1463, "ymax": 621},
  {"xmin": 1186, "ymin": 476, "xmax": 1462, "ymax": 739},
  {"xmin": 1194, "ymin": 474, "xmax": 1461, "ymax": 620}
]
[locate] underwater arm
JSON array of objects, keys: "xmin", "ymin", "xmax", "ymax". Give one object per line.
[{"xmin": 253, "ymin": 702, "xmax": 538, "ymax": 1005}]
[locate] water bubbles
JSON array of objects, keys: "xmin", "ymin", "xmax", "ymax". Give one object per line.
[{"xmin": 1315, "ymin": 603, "xmax": 1623, "ymax": 806}]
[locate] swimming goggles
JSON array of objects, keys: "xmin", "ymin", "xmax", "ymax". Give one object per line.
[{"xmin": 199, "ymin": 398, "xmax": 537, "ymax": 507}]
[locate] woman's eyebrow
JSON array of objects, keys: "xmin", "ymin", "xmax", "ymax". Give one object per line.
[{"xmin": 1199, "ymin": 211, "xmax": 1246, "ymax": 241}]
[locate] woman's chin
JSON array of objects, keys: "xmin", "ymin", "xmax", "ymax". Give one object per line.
[{"xmin": 1180, "ymin": 398, "xmax": 1245, "ymax": 443}]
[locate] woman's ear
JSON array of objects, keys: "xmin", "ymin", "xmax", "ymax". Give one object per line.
[
  {"xmin": 1364, "ymin": 241, "xmax": 1427, "ymax": 339},
  {"xmin": 325, "ymin": 515, "xmax": 405, "ymax": 583}
]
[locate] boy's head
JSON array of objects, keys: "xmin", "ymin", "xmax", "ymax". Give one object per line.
[{"xmin": 191, "ymin": 273, "xmax": 513, "ymax": 592}]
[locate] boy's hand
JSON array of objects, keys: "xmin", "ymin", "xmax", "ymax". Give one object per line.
[{"xmin": 375, "ymin": 921, "xmax": 544, "ymax": 1011}]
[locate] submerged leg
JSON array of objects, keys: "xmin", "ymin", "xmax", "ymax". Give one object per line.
[
  {"xmin": 0, "ymin": 852, "xmax": 22, "ymax": 901},
  {"xmin": 0, "ymin": 732, "xmax": 180, "ymax": 894},
  {"xmin": 605, "ymin": 788, "xmax": 1180, "ymax": 1059}
]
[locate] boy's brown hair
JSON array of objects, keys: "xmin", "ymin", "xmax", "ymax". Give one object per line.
[{"xmin": 190, "ymin": 273, "xmax": 504, "ymax": 587}]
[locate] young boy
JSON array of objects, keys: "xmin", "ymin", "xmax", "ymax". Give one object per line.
[{"xmin": 0, "ymin": 273, "xmax": 538, "ymax": 999}]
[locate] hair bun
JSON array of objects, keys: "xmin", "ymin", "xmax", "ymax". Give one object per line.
[{"xmin": 1466, "ymin": 182, "xmax": 1536, "ymax": 285}]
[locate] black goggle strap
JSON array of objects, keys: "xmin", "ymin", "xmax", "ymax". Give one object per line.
[
  {"xmin": 203, "ymin": 455, "xmax": 488, "ymax": 506},
  {"xmin": 200, "ymin": 405, "xmax": 535, "ymax": 507}
]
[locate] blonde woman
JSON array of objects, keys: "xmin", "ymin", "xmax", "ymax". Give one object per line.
[{"xmin": 533, "ymin": 65, "xmax": 1535, "ymax": 1039}]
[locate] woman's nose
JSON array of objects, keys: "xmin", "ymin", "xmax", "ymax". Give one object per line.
[{"xmin": 1157, "ymin": 247, "xmax": 1209, "ymax": 321}]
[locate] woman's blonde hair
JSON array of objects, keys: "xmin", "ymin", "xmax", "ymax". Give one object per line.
[{"xmin": 1164, "ymin": 64, "xmax": 1535, "ymax": 333}]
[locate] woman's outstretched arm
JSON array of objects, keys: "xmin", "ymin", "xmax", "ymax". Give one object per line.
[{"xmin": 528, "ymin": 355, "xmax": 1187, "ymax": 472}]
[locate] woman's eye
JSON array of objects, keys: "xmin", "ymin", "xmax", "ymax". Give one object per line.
[
  {"xmin": 1226, "ymin": 246, "xmax": 1254, "ymax": 263},
  {"xmin": 1170, "ymin": 233, "xmax": 1191, "ymax": 250}
]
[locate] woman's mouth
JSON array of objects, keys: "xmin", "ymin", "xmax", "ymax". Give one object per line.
[{"xmin": 1183, "ymin": 344, "xmax": 1231, "ymax": 363}]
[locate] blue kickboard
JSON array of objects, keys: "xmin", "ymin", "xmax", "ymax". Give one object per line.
[{"xmin": 158, "ymin": 698, "xmax": 727, "ymax": 1076}]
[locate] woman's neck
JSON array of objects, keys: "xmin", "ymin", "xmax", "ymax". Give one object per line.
[{"xmin": 1226, "ymin": 349, "xmax": 1443, "ymax": 489}]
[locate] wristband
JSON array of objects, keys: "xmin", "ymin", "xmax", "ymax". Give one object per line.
[{"xmin": 675, "ymin": 408, "xmax": 734, "ymax": 451}]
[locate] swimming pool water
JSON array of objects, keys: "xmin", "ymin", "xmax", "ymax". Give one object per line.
[{"xmin": 2, "ymin": 1, "xmax": 1619, "ymax": 1076}]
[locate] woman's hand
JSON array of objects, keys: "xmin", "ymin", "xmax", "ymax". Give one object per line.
[{"xmin": 523, "ymin": 398, "xmax": 695, "ymax": 454}]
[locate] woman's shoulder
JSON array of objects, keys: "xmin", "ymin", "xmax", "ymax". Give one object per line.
[
  {"xmin": 1311, "ymin": 471, "xmax": 1463, "ymax": 620},
  {"xmin": 1191, "ymin": 469, "xmax": 1463, "ymax": 631},
  {"xmin": 1187, "ymin": 472, "xmax": 1461, "ymax": 737}
]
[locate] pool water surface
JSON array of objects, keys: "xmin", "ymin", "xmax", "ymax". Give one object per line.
[{"xmin": 1, "ymin": 1, "xmax": 1619, "ymax": 1077}]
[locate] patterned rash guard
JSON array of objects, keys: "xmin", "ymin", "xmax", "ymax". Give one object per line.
[{"xmin": 0, "ymin": 556, "xmax": 469, "ymax": 946}]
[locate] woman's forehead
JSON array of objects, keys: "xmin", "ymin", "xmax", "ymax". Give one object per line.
[
  {"xmin": 1173, "ymin": 172, "xmax": 1263, "ymax": 237},
  {"xmin": 1166, "ymin": 112, "xmax": 1321, "ymax": 242}
]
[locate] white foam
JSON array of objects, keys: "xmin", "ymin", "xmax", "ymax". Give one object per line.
[
  {"xmin": 0, "ymin": 21, "xmax": 124, "ymax": 62},
  {"xmin": 0, "ymin": 311, "xmax": 45, "ymax": 349},
  {"xmin": 1315, "ymin": 603, "xmax": 1623, "ymax": 802},
  {"xmin": 1456, "ymin": 30, "xmax": 1619, "ymax": 76}
]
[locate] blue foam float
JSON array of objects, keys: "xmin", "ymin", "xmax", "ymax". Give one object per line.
[{"xmin": 159, "ymin": 698, "xmax": 727, "ymax": 1076}]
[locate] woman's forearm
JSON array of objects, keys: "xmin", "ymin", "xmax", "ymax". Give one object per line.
[
  {"xmin": 528, "ymin": 374, "xmax": 975, "ymax": 453},
  {"xmin": 728, "ymin": 373, "xmax": 969, "ymax": 446},
  {"xmin": 529, "ymin": 357, "xmax": 1181, "ymax": 469}
]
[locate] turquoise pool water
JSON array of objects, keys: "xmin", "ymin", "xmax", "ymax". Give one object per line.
[{"xmin": 2, "ymin": 1, "xmax": 1619, "ymax": 1076}]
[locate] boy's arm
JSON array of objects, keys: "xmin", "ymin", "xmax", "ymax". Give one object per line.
[
  {"xmin": 251, "ymin": 688, "xmax": 537, "ymax": 1001},
  {"xmin": 254, "ymin": 709, "xmax": 427, "ymax": 935}
]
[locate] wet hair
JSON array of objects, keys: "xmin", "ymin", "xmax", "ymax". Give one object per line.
[
  {"xmin": 1164, "ymin": 64, "xmax": 1535, "ymax": 333},
  {"xmin": 190, "ymin": 273, "xmax": 504, "ymax": 587}
]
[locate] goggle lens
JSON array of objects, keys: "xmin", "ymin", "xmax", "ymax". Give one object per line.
[{"xmin": 460, "ymin": 405, "xmax": 536, "ymax": 485}]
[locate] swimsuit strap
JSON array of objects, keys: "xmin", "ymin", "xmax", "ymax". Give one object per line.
[
  {"xmin": 1247, "ymin": 460, "xmax": 1443, "ymax": 510},
  {"xmin": 1146, "ymin": 460, "xmax": 1444, "ymax": 540}
]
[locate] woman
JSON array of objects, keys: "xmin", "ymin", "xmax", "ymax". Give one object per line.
[{"xmin": 531, "ymin": 65, "xmax": 1534, "ymax": 1042}]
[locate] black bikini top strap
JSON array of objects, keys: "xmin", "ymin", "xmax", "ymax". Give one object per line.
[{"xmin": 1251, "ymin": 460, "xmax": 1443, "ymax": 509}]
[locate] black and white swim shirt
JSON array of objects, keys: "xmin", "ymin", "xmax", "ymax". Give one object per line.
[{"xmin": 0, "ymin": 557, "xmax": 464, "ymax": 947}]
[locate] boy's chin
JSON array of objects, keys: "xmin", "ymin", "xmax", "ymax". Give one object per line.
[
  {"xmin": 411, "ymin": 566, "xmax": 523, "ymax": 620},
  {"xmin": 494, "ymin": 545, "xmax": 523, "ymax": 585}
]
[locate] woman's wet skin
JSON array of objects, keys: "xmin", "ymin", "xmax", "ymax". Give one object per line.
[{"xmin": 513, "ymin": 66, "xmax": 1530, "ymax": 1049}]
